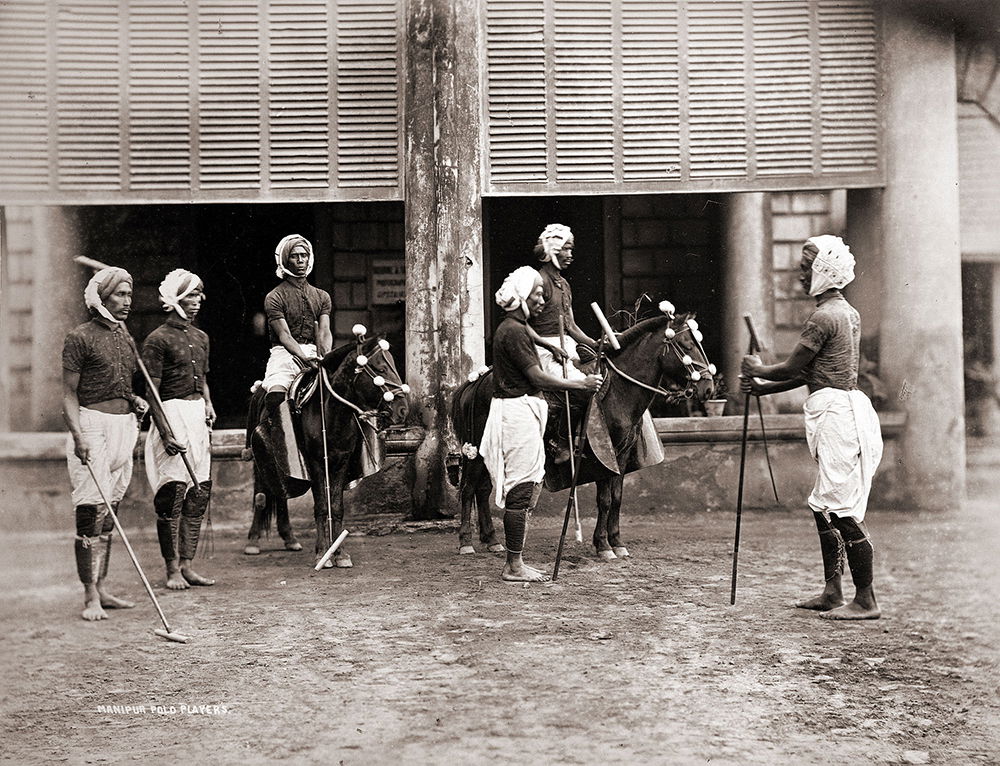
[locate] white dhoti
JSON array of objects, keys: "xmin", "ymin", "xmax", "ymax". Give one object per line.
[
  {"xmin": 66, "ymin": 408, "xmax": 139, "ymax": 506},
  {"xmin": 803, "ymin": 387, "xmax": 883, "ymax": 522},
  {"xmin": 535, "ymin": 335, "xmax": 587, "ymax": 381},
  {"xmin": 262, "ymin": 343, "xmax": 317, "ymax": 392},
  {"xmin": 479, "ymin": 395, "xmax": 548, "ymax": 509},
  {"xmin": 144, "ymin": 398, "xmax": 212, "ymax": 492}
]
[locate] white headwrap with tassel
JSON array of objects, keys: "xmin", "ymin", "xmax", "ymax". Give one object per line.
[
  {"xmin": 495, "ymin": 266, "xmax": 542, "ymax": 320},
  {"xmin": 158, "ymin": 268, "xmax": 203, "ymax": 320},
  {"xmin": 274, "ymin": 234, "xmax": 314, "ymax": 279},
  {"xmin": 537, "ymin": 223, "xmax": 573, "ymax": 268},
  {"xmin": 84, "ymin": 267, "xmax": 133, "ymax": 324},
  {"xmin": 806, "ymin": 235, "xmax": 855, "ymax": 297}
]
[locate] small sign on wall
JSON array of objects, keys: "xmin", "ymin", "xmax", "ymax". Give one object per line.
[{"xmin": 372, "ymin": 259, "xmax": 405, "ymax": 305}]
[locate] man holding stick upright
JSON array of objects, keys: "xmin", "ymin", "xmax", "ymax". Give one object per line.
[
  {"xmin": 527, "ymin": 224, "xmax": 600, "ymax": 464},
  {"xmin": 741, "ymin": 236, "xmax": 883, "ymax": 620},
  {"xmin": 142, "ymin": 269, "xmax": 215, "ymax": 590},
  {"xmin": 63, "ymin": 267, "xmax": 148, "ymax": 621},
  {"xmin": 479, "ymin": 267, "xmax": 603, "ymax": 582}
]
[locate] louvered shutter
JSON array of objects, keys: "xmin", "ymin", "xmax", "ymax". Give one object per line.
[
  {"xmin": 0, "ymin": 0, "xmax": 401, "ymax": 203},
  {"xmin": 484, "ymin": 0, "xmax": 882, "ymax": 194}
]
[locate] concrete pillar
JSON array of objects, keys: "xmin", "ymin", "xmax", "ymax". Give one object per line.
[
  {"xmin": 403, "ymin": 0, "xmax": 485, "ymax": 518},
  {"xmin": 844, "ymin": 188, "xmax": 883, "ymax": 344},
  {"xmin": 721, "ymin": 192, "xmax": 774, "ymax": 412},
  {"xmin": 880, "ymin": 7, "xmax": 965, "ymax": 508},
  {"xmin": 992, "ymin": 264, "xmax": 1000, "ymax": 367},
  {"xmin": 31, "ymin": 206, "xmax": 85, "ymax": 431}
]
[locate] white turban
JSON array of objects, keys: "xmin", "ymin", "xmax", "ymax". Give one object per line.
[
  {"xmin": 806, "ymin": 235, "xmax": 855, "ymax": 297},
  {"xmin": 537, "ymin": 223, "xmax": 573, "ymax": 268},
  {"xmin": 158, "ymin": 268, "xmax": 203, "ymax": 320},
  {"xmin": 84, "ymin": 267, "xmax": 132, "ymax": 324},
  {"xmin": 495, "ymin": 266, "xmax": 542, "ymax": 320},
  {"xmin": 274, "ymin": 234, "xmax": 314, "ymax": 279}
]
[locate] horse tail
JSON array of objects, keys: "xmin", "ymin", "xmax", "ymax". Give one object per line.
[
  {"xmin": 450, "ymin": 372, "xmax": 492, "ymax": 445},
  {"xmin": 245, "ymin": 385, "xmax": 265, "ymax": 449}
]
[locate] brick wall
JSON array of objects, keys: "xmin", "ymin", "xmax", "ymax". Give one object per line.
[{"xmin": 2, "ymin": 207, "xmax": 36, "ymax": 430}]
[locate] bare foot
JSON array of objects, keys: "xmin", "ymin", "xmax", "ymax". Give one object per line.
[
  {"xmin": 486, "ymin": 543, "xmax": 506, "ymax": 554},
  {"xmin": 501, "ymin": 562, "xmax": 550, "ymax": 582},
  {"xmin": 243, "ymin": 543, "xmax": 261, "ymax": 556},
  {"xmin": 181, "ymin": 566, "xmax": 215, "ymax": 586},
  {"xmin": 796, "ymin": 593, "xmax": 846, "ymax": 611},
  {"xmin": 820, "ymin": 601, "xmax": 881, "ymax": 620},
  {"xmin": 166, "ymin": 569, "xmax": 190, "ymax": 590},
  {"xmin": 82, "ymin": 599, "xmax": 108, "ymax": 621},
  {"xmin": 99, "ymin": 592, "xmax": 135, "ymax": 609},
  {"xmin": 459, "ymin": 545, "xmax": 476, "ymax": 555}
]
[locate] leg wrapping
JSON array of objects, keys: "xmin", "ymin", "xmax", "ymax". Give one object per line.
[
  {"xmin": 503, "ymin": 510, "xmax": 527, "ymax": 555},
  {"xmin": 813, "ymin": 513, "xmax": 845, "ymax": 582},
  {"xmin": 154, "ymin": 481, "xmax": 185, "ymax": 561},
  {"xmin": 74, "ymin": 504, "xmax": 102, "ymax": 584},
  {"xmin": 179, "ymin": 481, "xmax": 212, "ymax": 560},
  {"xmin": 830, "ymin": 515, "xmax": 874, "ymax": 590}
]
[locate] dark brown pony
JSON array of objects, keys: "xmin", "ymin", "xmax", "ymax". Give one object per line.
[
  {"xmin": 245, "ymin": 338, "xmax": 408, "ymax": 567},
  {"xmin": 450, "ymin": 313, "xmax": 716, "ymax": 559}
]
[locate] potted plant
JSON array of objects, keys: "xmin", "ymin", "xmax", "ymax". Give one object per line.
[{"xmin": 703, "ymin": 377, "xmax": 729, "ymax": 417}]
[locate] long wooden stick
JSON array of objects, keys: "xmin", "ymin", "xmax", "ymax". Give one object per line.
[
  {"xmin": 743, "ymin": 314, "xmax": 779, "ymax": 505},
  {"xmin": 731, "ymin": 313, "xmax": 760, "ymax": 605},
  {"xmin": 558, "ymin": 315, "xmax": 583, "ymax": 544}
]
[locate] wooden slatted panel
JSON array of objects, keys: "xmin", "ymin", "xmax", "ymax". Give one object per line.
[
  {"xmin": 620, "ymin": 0, "xmax": 680, "ymax": 181},
  {"xmin": 554, "ymin": 0, "xmax": 614, "ymax": 182},
  {"xmin": 269, "ymin": 0, "xmax": 330, "ymax": 189},
  {"xmin": 753, "ymin": 0, "xmax": 813, "ymax": 175},
  {"xmin": 485, "ymin": 0, "xmax": 547, "ymax": 184},
  {"xmin": 0, "ymin": 1, "xmax": 49, "ymax": 191},
  {"xmin": 56, "ymin": 1, "xmax": 122, "ymax": 191},
  {"xmin": 197, "ymin": 1, "xmax": 261, "ymax": 189},
  {"xmin": 687, "ymin": 0, "xmax": 747, "ymax": 179},
  {"xmin": 128, "ymin": 1, "xmax": 192, "ymax": 190},
  {"xmin": 817, "ymin": 0, "xmax": 878, "ymax": 173},
  {"xmin": 336, "ymin": 0, "xmax": 400, "ymax": 188}
]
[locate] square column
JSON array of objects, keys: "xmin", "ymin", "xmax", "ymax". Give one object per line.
[{"xmin": 879, "ymin": 7, "xmax": 965, "ymax": 507}]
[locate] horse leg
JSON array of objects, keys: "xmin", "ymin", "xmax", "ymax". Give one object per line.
[
  {"xmin": 275, "ymin": 496, "xmax": 302, "ymax": 551},
  {"xmin": 593, "ymin": 479, "xmax": 617, "ymax": 561},
  {"xmin": 476, "ymin": 466, "xmax": 504, "ymax": 553},
  {"xmin": 458, "ymin": 458, "xmax": 476, "ymax": 555},
  {"xmin": 245, "ymin": 470, "xmax": 266, "ymax": 555},
  {"xmin": 605, "ymin": 474, "xmax": 630, "ymax": 559},
  {"xmin": 313, "ymin": 461, "xmax": 351, "ymax": 569}
]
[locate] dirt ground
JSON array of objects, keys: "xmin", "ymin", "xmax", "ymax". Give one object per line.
[{"xmin": 2, "ymin": 466, "xmax": 999, "ymax": 765}]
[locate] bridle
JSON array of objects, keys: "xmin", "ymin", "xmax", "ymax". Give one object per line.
[
  {"xmin": 319, "ymin": 335, "xmax": 410, "ymax": 415},
  {"xmin": 602, "ymin": 315, "xmax": 716, "ymax": 404}
]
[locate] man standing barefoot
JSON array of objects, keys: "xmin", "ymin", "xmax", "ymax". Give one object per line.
[
  {"xmin": 62, "ymin": 267, "xmax": 147, "ymax": 621},
  {"xmin": 479, "ymin": 266, "xmax": 603, "ymax": 582},
  {"xmin": 142, "ymin": 269, "xmax": 216, "ymax": 590},
  {"xmin": 742, "ymin": 236, "xmax": 884, "ymax": 620}
]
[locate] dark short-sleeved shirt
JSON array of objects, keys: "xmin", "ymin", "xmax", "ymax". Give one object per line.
[
  {"xmin": 62, "ymin": 318, "xmax": 137, "ymax": 406},
  {"xmin": 798, "ymin": 293, "xmax": 860, "ymax": 391},
  {"xmin": 264, "ymin": 279, "xmax": 332, "ymax": 347},
  {"xmin": 141, "ymin": 315, "xmax": 210, "ymax": 402},
  {"xmin": 492, "ymin": 314, "xmax": 542, "ymax": 399},
  {"xmin": 530, "ymin": 267, "xmax": 573, "ymax": 336}
]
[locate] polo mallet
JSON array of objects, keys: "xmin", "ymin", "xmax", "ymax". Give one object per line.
[
  {"xmin": 553, "ymin": 305, "xmax": 619, "ymax": 581},
  {"xmin": 317, "ymin": 322, "xmax": 336, "ymax": 554},
  {"xmin": 744, "ymin": 315, "xmax": 780, "ymax": 505},
  {"xmin": 83, "ymin": 461, "xmax": 189, "ymax": 643},
  {"xmin": 730, "ymin": 313, "xmax": 763, "ymax": 605},
  {"xmin": 558, "ymin": 315, "xmax": 584, "ymax": 544}
]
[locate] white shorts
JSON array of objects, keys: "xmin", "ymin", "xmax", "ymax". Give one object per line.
[
  {"xmin": 535, "ymin": 335, "xmax": 587, "ymax": 381},
  {"xmin": 144, "ymin": 398, "xmax": 212, "ymax": 492},
  {"xmin": 262, "ymin": 344, "xmax": 317, "ymax": 392},
  {"xmin": 66, "ymin": 408, "xmax": 139, "ymax": 507}
]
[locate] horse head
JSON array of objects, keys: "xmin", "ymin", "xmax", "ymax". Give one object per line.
[
  {"xmin": 612, "ymin": 312, "xmax": 717, "ymax": 403},
  {"xmin": 321, "ymin": 337, "xmax": 410, "ymax": 426}
]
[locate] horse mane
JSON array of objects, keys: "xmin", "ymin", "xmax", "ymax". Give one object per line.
[
  {"xmin": 612, "ymin": 313, "xmax": 690, "ymax": 353},
  {"xmin": 321, "ymin": 342, "xmax": 357, "ymax": 374}
]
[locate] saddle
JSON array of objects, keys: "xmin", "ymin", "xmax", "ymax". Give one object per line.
[{"xmin": 287, "ymin": 367, "xmax": 320, "ymax": 415}]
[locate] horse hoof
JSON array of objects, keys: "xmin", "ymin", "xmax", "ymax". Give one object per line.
[
  {"xmin": 318, "ymin": 558, "xmax": 334, "ymax": 569},
  {"xmin": 459, "ymin": 545, "xmax": 476, "ymax": 555},
  {"xmin": 612, "ymin": 546, "xmax": 630, "ymax": 559},
  {"xmin": 284, "ymin": 540, "xmax": 303, "ymax": 552},
  {"xmin": 597, "ymin": 549, "xmax": 618, "ymax": 561},
  {"xmin": 254, "ymin": 492, "xmax": 267, "ymax": 511},
  {"xmin": 334, "ymin": 554, "xmax": 353, "ymax": 569},
  {"xmin": 487, "ymin": 544, "xmax": 506, "ymax": 554},
  {"xmin": 243, "ymin": 544, "xmax": 261, "ymax": 556}
]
